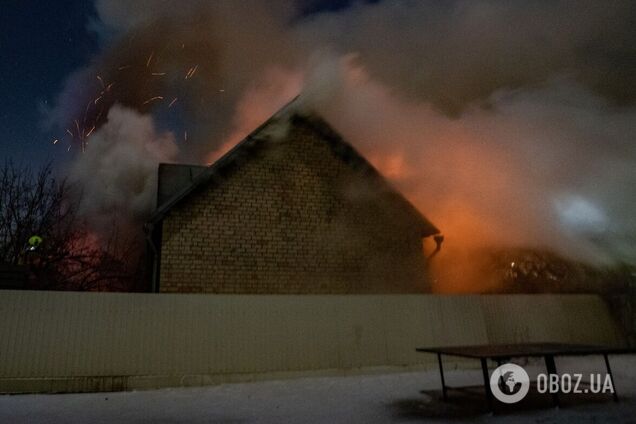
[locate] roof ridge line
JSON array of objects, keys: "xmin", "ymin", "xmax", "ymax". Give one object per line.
[{"xmin": 148, "ymin": 96, "xmax": 303, "ymax": 223}]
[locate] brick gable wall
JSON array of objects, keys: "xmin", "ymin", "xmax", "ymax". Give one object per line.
[{"xmin": 159, "ymin": 121, "xmax": 431, "ymax": 293}]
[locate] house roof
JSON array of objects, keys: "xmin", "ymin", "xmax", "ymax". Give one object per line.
[
  {"xmin": 156, "ymin": 163, "xmax": 207, "ymax": 207},
  {"xmin": 148, "ymin": 100, "xmax": 439, "ymax": 237}
]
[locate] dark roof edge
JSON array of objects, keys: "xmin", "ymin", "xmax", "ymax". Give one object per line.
[
  {"xmin": 147, "ymin": 97, "xmax": 300, "ymax": 225},
  {"xmin": 147, "ymin": 97, "xmax": 439, "ymax": 237}
]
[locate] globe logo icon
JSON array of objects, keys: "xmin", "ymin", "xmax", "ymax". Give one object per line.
[
  {"xmin": 490, "ymin": 363, "xmax": 530, "ymax": 403},
  {"xmin": 501, "ymin": 371, "xmax": 519, "ymax": 394}
]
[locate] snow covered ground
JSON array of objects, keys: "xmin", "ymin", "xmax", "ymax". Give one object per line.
[{"xmin": 1, "ymin": 356, "xmax": 635, "ymax": 423}]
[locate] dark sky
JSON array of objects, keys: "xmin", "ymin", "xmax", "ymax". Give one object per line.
[
  {"xmin": 0, "ymin": 1, "xmax": 99, "ymax": 165},
  {"xmin": 0, "ymin": 0, "xmax": 360, "ymax": 166}
]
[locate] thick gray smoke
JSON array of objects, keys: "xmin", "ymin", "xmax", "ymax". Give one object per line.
[
  {"xmin": 298, "ymin": 0, "xmax": 636, "ymax": 114},
  {"xmin": 50, "ymin": 0, "xmax": 636, "ymax": 287},
  {"xmin": 299, "ymin": 62, "xmax": 636, "ymax": 290}
]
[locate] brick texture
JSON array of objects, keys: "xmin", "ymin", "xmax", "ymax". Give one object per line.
[{"xmin": 159, "ymin": 119, "xmax": 433, "ymax": 293}]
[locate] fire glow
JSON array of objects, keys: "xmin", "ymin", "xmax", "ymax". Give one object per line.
[{"xmin": 47, "ymin": 0, "xmax": 635, "ymax": 293}]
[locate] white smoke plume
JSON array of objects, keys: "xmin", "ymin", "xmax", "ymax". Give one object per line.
[
  {"xmin": 68, "ymin": 105, "xmax": 177, "ymax": 233},
  {"xmin": 297, "ymin": 59, "xmax": 636, "ymax": 290}
]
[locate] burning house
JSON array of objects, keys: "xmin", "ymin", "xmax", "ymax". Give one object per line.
[{"xmin": 145, "ymin": 102, "xmax": 440, "ymax": 293}]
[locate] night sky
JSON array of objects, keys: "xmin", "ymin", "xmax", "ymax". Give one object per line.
[
  {"xmin": 0, "ymin": 1, "xmax": 99, "ymax": 165},
  {"xmin": 0, "ymin": 0, "xmax": 359, "ymax": 166}
]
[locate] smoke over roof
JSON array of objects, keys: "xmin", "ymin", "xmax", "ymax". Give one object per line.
[{"xmin": 49, "ymin": 0, "xmax": 636, "ymax": 288}]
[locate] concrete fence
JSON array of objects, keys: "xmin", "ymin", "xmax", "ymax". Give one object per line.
[{"xmin": 0, "ymin": 291, "xmax": 624, "ymax": 394}]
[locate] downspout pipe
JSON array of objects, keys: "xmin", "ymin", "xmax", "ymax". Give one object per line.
[
  {"xmin": 427, "ymin": 234, "xmax": 444, "ymax": 262},
  {"xmin": 144, "ymin": 222, "xmax": 160, "ymax": 293}
]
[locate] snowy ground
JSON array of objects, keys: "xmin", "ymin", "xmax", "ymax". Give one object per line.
[{"xmin": 1, "ymin": 356, "xmax": 635, "ymax": 423}]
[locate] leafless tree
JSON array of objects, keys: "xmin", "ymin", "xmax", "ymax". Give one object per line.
[{"xmin": 0, "ymin": 161, "xmax": 145, "ymax": 291}]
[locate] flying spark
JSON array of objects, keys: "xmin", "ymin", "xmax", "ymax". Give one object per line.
[
  {"xmin": 58, "ymin": 56, "xmax": 185, "ymax": 152},
  {"xmin": 185, "ymin": 65, "xmax": 198, "ymax": 79},
  {"xmin": 143, "ymin": 96, "xmax": 164, "ymax": 105},
  {"xmin": 146, "ymin": 51, "xmax": 154, "ymax": 68}
]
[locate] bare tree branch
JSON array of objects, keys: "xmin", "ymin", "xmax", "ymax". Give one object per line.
[{"xmin": 0, "ymin": 161, "xmax": 146, "ymax": 291}]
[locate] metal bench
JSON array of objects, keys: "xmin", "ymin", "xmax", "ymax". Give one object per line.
[{"xmin": 416, "ymin": 343, "xmax": 635, "ymax": 411}]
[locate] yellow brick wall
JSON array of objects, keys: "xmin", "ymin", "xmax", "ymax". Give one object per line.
[{"xmin": 159, "ymin": 121, "xmax": 431, "ymax": 293}]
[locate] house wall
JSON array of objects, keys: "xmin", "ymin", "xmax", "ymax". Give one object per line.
[
  {"xmin": 159, "ymin": 122, "xmax": 431, "ymax": 294},
  {"xmin": 0, "ymin": 291, "xmax": 624, "ymax": 394}
]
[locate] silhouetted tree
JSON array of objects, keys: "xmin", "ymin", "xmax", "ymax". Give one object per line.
[{"xmin": 0, "ymin": 161, "xmax": 144, "ymax": 291}]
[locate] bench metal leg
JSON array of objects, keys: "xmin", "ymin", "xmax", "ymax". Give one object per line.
[
  {"xmin": 481, "ymin": 358, "xmax": 494, "ymax": 412},
  {"xmin": 603, "ymin": 354, "xmax": 619, "ymax": 402},
  {"xmin": 437, "ymin": 353, "xmax": 448, "ymax": 401},
  {"xmin": 544, "ymin": 354, "xmax": 560, "ymax": 408}
]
